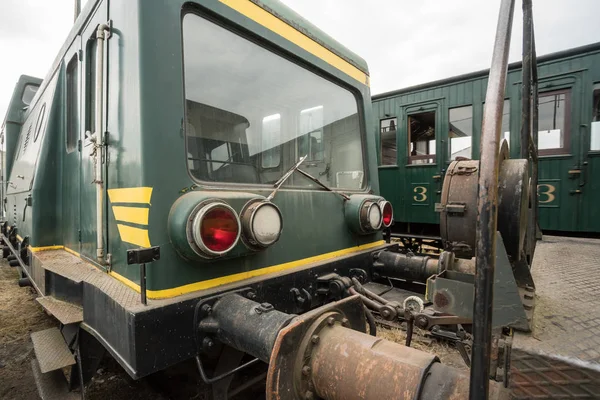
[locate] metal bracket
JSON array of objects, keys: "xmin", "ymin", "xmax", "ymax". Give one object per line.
[
  {"xmin": 126, "ymin": 246, "xmax": 160, "ymax": 265},
  {"xmin": 126, "ymin": 246, "xmax": 160, "ymax": 305}
]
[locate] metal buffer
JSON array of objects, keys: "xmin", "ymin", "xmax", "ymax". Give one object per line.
[{"xmin": 194, "ymin": 293, "xmax": 510, "ymax": 400}]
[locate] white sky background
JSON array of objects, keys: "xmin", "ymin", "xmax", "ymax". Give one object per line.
[{"xmin": 1, "ymin": 0, "xmax": 599, "ymax": 119}]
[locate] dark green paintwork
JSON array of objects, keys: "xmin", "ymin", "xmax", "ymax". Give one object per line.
[
  {"xmin": 2, "ymin": 0, "xmax": 382, "ymax": 293},
  {"xmin": 373, "ymin": 43, "xmax": 600, "ymax": 233}
]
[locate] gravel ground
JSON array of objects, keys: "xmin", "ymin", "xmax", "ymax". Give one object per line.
[{"xmin": 0, "ymin": 258, "xmax": 467, "ymax": 399}]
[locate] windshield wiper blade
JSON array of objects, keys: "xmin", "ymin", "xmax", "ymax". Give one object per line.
[
  {"xmin": 267, "ymin": 155, "xmax": 308, "ymax": 200},
  {"xmin": 296, "ymin": 168, "xmax": 350, "ymax": 200}
]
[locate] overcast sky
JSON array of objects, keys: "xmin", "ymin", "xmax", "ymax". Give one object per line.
[{"xmin": 1, "ymin": 0, "xmax": 599, "ymax": 120}]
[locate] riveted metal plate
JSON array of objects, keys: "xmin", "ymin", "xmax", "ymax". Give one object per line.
[
  {"xmin": 31, "ymin": 327, "xmax": 75, "ymax": 373},
  {"xmin": 36, "ymin": 296, "xmax": 83, "ymax": 325}
]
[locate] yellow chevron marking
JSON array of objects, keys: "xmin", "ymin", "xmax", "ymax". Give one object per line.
[
  {"xmin": 112, "ymin": 206, "xmax": 149, "ymax": 225},
  {"xmin": 116, "ymin": 224, "xmax": 151, "ymax": 248},
  {"xmin": 107, "ymin": 187, "xmax": 153, "ymax": 204},
  {"xmin": 109, "ymin": 240, "xmax": 386, "ymax": 299},
  {"xmin": 218, "ymin": 0, "xmax": 369, "ymax": 86}
]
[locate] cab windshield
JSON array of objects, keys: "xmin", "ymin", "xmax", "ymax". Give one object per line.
[{"xmin": 182, "ymin": 14, "xmax": 365, "ymax": 190}]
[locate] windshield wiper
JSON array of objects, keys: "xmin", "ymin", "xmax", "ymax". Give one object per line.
[
  {"xmin": 267, "ymin": 155, "xmax": 307, "ymax": 200},
  {"xmin": 267, "ymin": 155, "xmax": 350, "ymax": 201},
  {"xmin": 296, "ymin": 168, "xmax": 350, "ymax": 200}
]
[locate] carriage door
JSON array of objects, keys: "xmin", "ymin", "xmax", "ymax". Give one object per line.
[
  {"xmin": 62, "ymin": 40, "xmax": 82, "ymax": 251},
  {"xmin": 79, "ymin": 5, "xmax": 109, "ymax": 260},
  {"xmin": 403, "ymin": 102, "xmax": 442, "ymax": 227},
  {"xmin": 536, "ymin": 76, "xmax": 579, "ymax": 232}
]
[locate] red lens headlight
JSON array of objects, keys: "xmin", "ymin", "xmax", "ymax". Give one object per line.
[
  {"xmin": 191, "ymin": 202, "xmax": 241, "ymax": 257},
  {"xmin": 379, "ymin": 200, "xmax": 393, "ymax": 228}
]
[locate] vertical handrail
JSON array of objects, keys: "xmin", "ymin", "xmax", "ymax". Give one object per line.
[{"xmin": 470, "ymin": 0, "xmax": 515, "ymax": 399}]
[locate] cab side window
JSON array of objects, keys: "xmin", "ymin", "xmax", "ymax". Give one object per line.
[{"xmin": 66, "ymin": 55, "xmax": 79, "ymax": 153}]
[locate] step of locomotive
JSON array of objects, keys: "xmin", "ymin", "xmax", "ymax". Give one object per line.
[
  {"xmin": 31, "ymin": 327, "xmax": 76, "ymax": 373},
  {"xmin": 31, "ymin": 359, "xmax": 80, "ymax": 400},
  {"xmin": 36, "ymin": 296, "xmax": 83, "ymax": 325}
]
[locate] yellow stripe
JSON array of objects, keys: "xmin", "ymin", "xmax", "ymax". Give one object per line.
[
  {"xmin": 218, "ymin": 0, "xmax": 369, "ymax": 86},
  {"xmin": 112, "ymin": 206, "xmax": 149, "ymax": 225},
  {"xmin": 110, "ymin": 240, "xmax": 386, "ymax": 299},
  {"xmin": 16, "ymin": 234, "xmax": 23, "ymax": 242},
  {"xmin": 116, "ymin": 224, "xmax": 151, "ymax": 248},
  {"xmin": 30, "ymin": 245, "xmax": 65, "ymax": 253},
  {"xmin": 107, "ymin": 187, "xmax": 153, "ymax": 204},
  {"xmin": 64, "ymin": 247, "xmax": 81, "ymax": 257}
]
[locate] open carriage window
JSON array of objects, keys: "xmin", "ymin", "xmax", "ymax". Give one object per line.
[
  {"xmin": 538, "ymin": 89, "xmax": 570, "ymax": 155},
  {"xmin": 591, "ymin": 84, "xmax": 600, "ymax": 151},
  {"xmin": 380, "ymin": 117, "xmax": 397, "ymax": 166},
  {"xmin": 408, "ymin": 111, "xmax": 435, "ymax": 164}
]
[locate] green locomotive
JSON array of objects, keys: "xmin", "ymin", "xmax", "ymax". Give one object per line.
[
  {"xmin": 373, "ymin": 42, "xmax": 600, "ymax": 236},
  {"xmin": 1, "ymin": 0, "xmax": 516, "ymax": 399}
]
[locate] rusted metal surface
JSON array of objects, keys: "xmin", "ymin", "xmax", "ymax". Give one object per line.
[
  {"xmin": 471, "ymin": 0, "xmax": 515, "ymax": 397},
  {"xmin": 439, "ymin": 160, "xmax": 479, "ymax": 258},
  {"xmin": 265, "ymin": 295, "xmax": 509, "ymax": 400},
  {"xmin": 497, "ymin": 159, "xmax": 529, "ymax": 261}
]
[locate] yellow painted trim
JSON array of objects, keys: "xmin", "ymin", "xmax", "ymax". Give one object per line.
[
  {"xmin": 218, "ymin": 0, "xmax": 369, "ymax": 86},
  {"xmin": 107, "ymin": 187, "xmax": 153, "ymax": 204},
  {"xmin": 30, "ymin": 245, "xmax": 65, "ymax": 253},
  {"xmin": 111, "ymin": 240, "xmax": 386, "ymax": 299},
  {"xmin": 64, "ymin": 247, "xmax": 81, "ymax": 258},
  {"xmin": 112, "ymin": 206, "xmax": 149, "ymax": 225},
  {"xmin": 116, "ymin": 224, "xmax": 151, "ymax": 248}
]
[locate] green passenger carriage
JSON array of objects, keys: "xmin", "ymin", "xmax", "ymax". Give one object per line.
[{"xmin": 373, "ymin": 42, "xmax": 600, "ymax": 236}]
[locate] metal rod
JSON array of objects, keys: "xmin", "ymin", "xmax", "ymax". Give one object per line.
[
  {"xmin": 520, "ymin": 0, "xmax": 533, "ymax": 159},
  {"xmin": 140, "ymin": 263, "xmax": 147, "ymax": 305},
  {"xmin": 531, "ymin": 21, "xmax": 540, "ymax": 234},
  {"xmin": 470, "ymin": 0, "xmax": 515, "ymax": 399},
  {"xmin": 74, "ymin": 0, "xmax": 81, "ymax": 23}
]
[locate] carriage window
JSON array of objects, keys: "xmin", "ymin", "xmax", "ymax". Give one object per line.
[
  {"xmin": 483, "ymin": 100, "xmax": 511, "ymax": 146},
  {"xmin": 408, "ymin": 112, "xmax": 435, "ymax": 164},
  {"xmin": 380, "ymin": 118, "xmax": 397, "ymax": 166},
  {"xmin": 449, "ymin": 106, "xmax": 473, "ymax": 160},
  {"xmin": 591, "ymin": 84, "xmax": 600, "ymax": 151},
  {"xmin": 182, "ymin": 14, "xmax": 364, "ymax": 189},
  {"xmin": 262, "ymin": 114, "xmax": 281, "ymax": 168},
  {"xmin": 85, "ymin": 38, "xmax": 97, "ymax": 133},
  {"xmin": 21, "ymin": 84, "xmax": 38, "ymax": 106},
  {"xmin": 538, "ymin": 90, "xmax": 569, "ymax": 155},
  {"xmin": 66, "ymin": 56, "xmax": 79, "ymax": 153}
]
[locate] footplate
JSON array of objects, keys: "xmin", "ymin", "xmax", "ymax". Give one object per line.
[{"xmin": 31, "ymin": 327, "xmax": 76, "ymax": 373}]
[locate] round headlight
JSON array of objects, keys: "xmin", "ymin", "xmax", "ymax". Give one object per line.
[
  {"xmin": 379, "ymin": 200, "xmax": 394, "ymax": 228},
  {"xmin": 360, "ymin": 201, "xmax": 382, "ymax": 231},
  {"xmin": 241, "ymin": 200, "xmax": 283, "ymax": 248},
  {"xmin": 189, "ymin": 202, "xmax": 241, "ymax": 257}
]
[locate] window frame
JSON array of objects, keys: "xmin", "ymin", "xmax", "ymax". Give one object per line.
[
  {"xmin": 537, "ymin": 88, "xmax": 571, "ymax": 156},
  {"xmin": 180, "ymin": 9, "xmax": 369, "ymax": 191}
]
